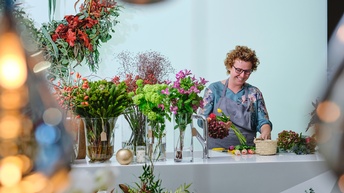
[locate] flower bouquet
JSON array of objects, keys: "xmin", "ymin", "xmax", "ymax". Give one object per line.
[
  {"xmin": 277, "ymin": 130, "xmax": 300, "ymax": 152},
  {"xmin": 132, "ymin": 80, "xmax": 171, "ymax": 162},
  {"xmin": 207, "ymin": 108, "xmax": 247, "ymax": 145},
  {"xmin": 40, "ymin": 0, "xmax": 121, "ymax": 80},
  {"xmin": 112, "ymin": 51, "xmax": 175, "ymax": 162},
  {"xmin": 55, "ymin": 73, "xmax": 132, "ymax": 162},
  {"xmin": 164, "ymin": 69, "xmax": 208, "ymax": 162},
  {"xmin": 277, "ymin": 130, "xmax": 317, "ymax": 154},
  {"xmin": 291, "ymin": 134, "xmax": 317, "ymax": 155}
]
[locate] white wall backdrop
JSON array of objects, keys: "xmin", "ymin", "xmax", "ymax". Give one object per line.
[{"xmin": 22, "ymin": 0, "xmax": 327, "ymax": 152}]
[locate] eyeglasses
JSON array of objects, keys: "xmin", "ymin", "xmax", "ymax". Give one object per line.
[{"xmin": 233, "ymin": 66, "xmax": 253, "ymax": 75}]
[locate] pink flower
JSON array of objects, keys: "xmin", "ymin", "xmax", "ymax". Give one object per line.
[
  {"xmin": 200, "ymin": 77, "xmax": 208, "ymax": 85},
  {"xmin": 248, "ymin": 149, "xmax": 255, "ymax": 154},
  {"xmin": 170, "ymin": 106, "xmax": 178, "ymax": 114},
  {"xmin": 161, "ymin": 88, "xmax": 169, "ymax": 95},
  {"xmin": 229, "ymin": 146, "xmax": 235, "ymax": 151},
  {"xmin": 241, "ymin": 149, "xmax": 247, "ymax": 155},
  {"xmin": 158, "ymin": 104, "xmax": 165, "ymax": 110},
  {"xmin": 305, "ymin": 137, "xmax": 311, "ymax": 143}
]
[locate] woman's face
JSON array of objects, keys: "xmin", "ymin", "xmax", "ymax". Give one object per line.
[{"xmin": 230, "ymin": 59, "xmax": 253, "ymax": 85}]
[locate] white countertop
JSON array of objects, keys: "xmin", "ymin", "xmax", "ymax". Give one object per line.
[
  {"xmin": 71, "ymin": 151, "xmax": 336, "ymax": 193},
  {"xmin": 72, "ymin": 151, "xmax": 326, "ymax": 167}
]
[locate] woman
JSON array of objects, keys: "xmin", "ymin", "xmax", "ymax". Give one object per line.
[{"xmin": 199, "ymin": 45, "xmax": 272, "ymax": 149}]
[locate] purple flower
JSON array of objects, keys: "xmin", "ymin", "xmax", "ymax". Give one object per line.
[
  {"xmin": 170, "ymin": 106, "xmax": 178, "ymax": 114},
  {"xmin": 161, "ymin": 88, "xmax": 169, "ymax": 95},
  {"xmin": 200, "ymin": 77, "xmax": 208, "ymax": 85}
]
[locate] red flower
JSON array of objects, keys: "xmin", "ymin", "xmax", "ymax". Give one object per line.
[
  {"xmin": 209, "ymin": 113, "xmax": 216, "ymax": 119},
  {"xmin": 207, "ymin": 116, "xmax": 229, "ymax": 139},
  {"xmin": 66, "ymin": 29, "xmax": 76, "ymax": 47}
]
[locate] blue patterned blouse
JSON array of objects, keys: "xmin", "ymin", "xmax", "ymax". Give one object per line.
[{"xmin": 199, "ymin": 81, "xmax": 272, "ymax": 132}]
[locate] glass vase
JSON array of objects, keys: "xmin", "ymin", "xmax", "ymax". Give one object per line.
[
  {"xmin": 173, "ymin": 113, "xmax": 193, "ymax": 162},
  {"xmin": 82, "ymin": 117, "xmax": 118, "ymax": 162},
  {"xmin": 146, "ymin": 119, "xmax": 166, "ymax": 162},
  {"xmin": 65, "ymin": 111, "xmax": 86, "ymax": 161},
  {"xmin": 122, "ymin": 106, "xmax": 146, "ymax": 163}
]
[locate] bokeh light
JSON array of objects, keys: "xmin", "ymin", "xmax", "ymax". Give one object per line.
[
  {"xmin": 0, "ymin": 114, "xmax": 21, "ymax": 139},
  {"xmin": 316, "ymin": 100, "xmax": 341, "ymax": 123},
  {"xmin": 35, "ymin": 123, "xmax": 60, "ymax": 145},
  {"xmin": 0, "ymin": 162, "xmax": 22, "ymax": 187},
  {"xmin": 43, "ymin": 108, "xmax": 63, "ymax": 126},
  {"xmin": 0, "ymin": 32, "xmax": 27, "ymax": 90}
]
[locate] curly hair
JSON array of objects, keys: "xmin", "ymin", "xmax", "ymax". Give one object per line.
[{"xmin": 224, "ymin": 45, "xmax": 260, "ymax": 75}]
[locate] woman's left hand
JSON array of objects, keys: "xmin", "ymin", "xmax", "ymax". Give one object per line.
[
  {"xmin": 259, "ymin": 124, "xmax": 271, "ymax": 140},
  {"xmin": 223, "ymin": 121, "xmax": 232, "ymax": 129}
]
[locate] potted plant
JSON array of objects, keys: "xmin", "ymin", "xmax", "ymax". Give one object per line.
[{"xmin": 54, "ymin": 73, "xmax": 132, "ymax": 162}]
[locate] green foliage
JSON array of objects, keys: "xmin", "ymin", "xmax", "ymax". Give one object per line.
[
  {"xmin": 166, "ymin": 70, "xmax": 207, "ymax": 132},
  {"xmin": 133, "ymin": 80, "xmax": 171, "ymax": 138},
  {"xmin": 34, "ymin": 0, "xmax": 121, "ymax": 80},
  {"xmin": 120, "ymin": 164, "xmax": 192, "ymax": 193},
  {"xmin": 73, "ymin": 80, "xmax": 132, "ymax": 118}
]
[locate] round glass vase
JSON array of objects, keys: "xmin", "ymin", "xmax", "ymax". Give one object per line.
[
  {"xmin": 173, "ymin": 113, "xmax": 193, "ymax": 162},
  {"xmin": 82, "ymin": 117, "xmax": 118, "ymax": 162},
  {"xmin": 146, "ymin": 119, "xmax": 166, "ymax": 162}
]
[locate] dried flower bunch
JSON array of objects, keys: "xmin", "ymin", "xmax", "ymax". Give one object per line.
[
  {"xmin": 114, "ymin": 50, "xmax": 175, "ymax": 86},
  {"xmin": 40, "ymin": 0, "xmax": 121, "ymax": 79}
]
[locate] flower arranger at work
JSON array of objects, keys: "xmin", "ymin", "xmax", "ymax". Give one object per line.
[
  {"xmin": 163, "ymin": 69, "xmax": 208, "ymax": 162},
  {"xmin": 54, "ymin": 73, "xmax": 132, "ymax": 162},
  {"xmin": 133, "ymin": 79, "xmax": 171, "ymax": 162},
  {"xmin": 208, "ymin": 108, "xmax": 247, "ymax": 145},
  {"xmin": 40, "ymin": 0, "xmax": 121, "ymax": 80}
]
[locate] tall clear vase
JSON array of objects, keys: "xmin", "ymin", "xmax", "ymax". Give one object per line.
[
  {"xmin": 82, "ymin": 117, "xmax": 118, "ymax": 162},
  {"xmin": 122, "ymin": 106, "xmax": 146, "ymax": 163},
  {"xmin": 146, "ymin": 119, "xmax": 166, "ymax": 162},
  {"xmin": 173, "ymin": 113, "xmax": 193, "ymax": 162},
  {"xmin": 122, "ymin": 123, "xmax": 146, "ymax": 163},
  {"xmin": 65, "ymin": 111, "xmax": 86, "ymax": 161}
]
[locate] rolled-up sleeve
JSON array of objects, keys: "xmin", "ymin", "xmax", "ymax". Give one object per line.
[
  {"xmin": 198, "ymin": 87, "xmax": 214, "ymax": 127},
  {"xmin": 255, "ymin": 91, "xmax": 273, "ymax": 132}
]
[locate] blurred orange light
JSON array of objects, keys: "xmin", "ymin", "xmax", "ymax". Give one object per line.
[
  {"xmin": 0, "ymin": 115, "xmax": 21, "ymax": 139},
  {"xmin": 0, "ymin": 32, "xmax": 27, "ymax": 89},
  {"xmin": 0, "ymin": 163, "xmax": 21, "ymax": 187},
  {"xmin": 317, "ymin": 100, "xmax": 341, "ymax": 123}
]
